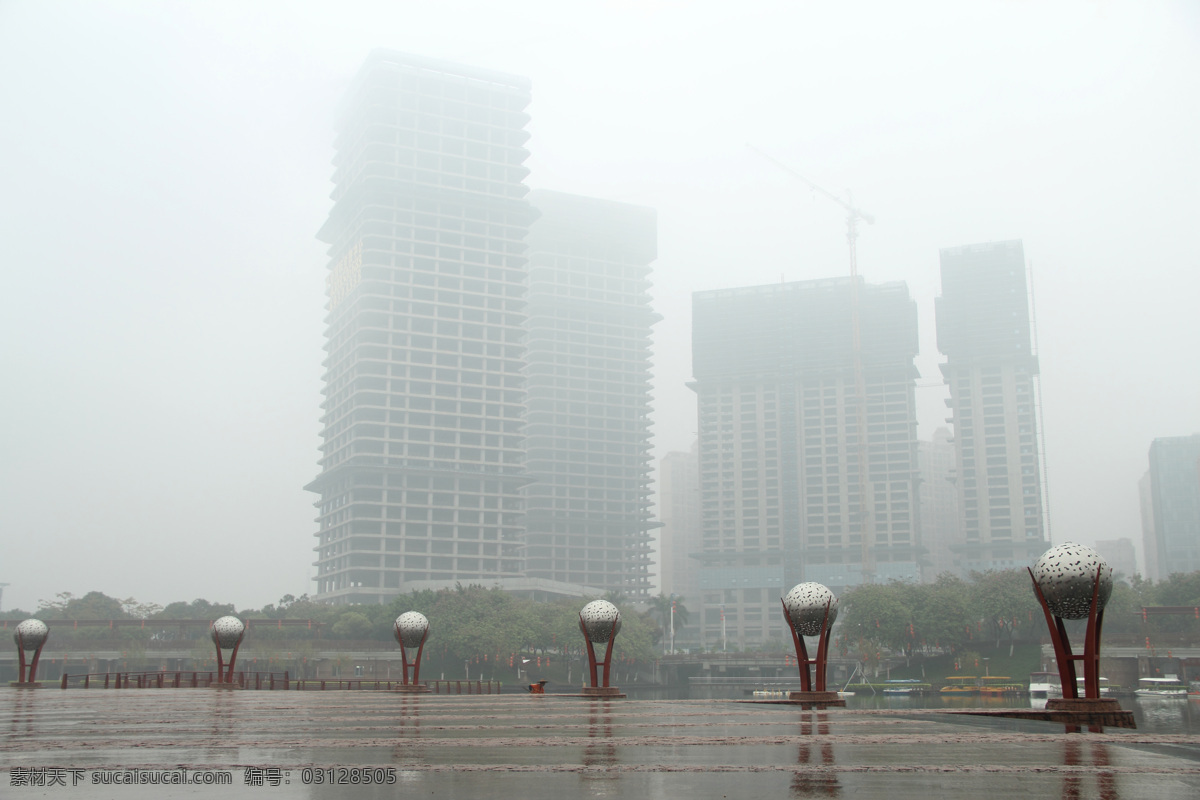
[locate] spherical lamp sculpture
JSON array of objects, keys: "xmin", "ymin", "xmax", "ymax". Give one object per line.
[
  {"xmin": 1029, "ymin": 543, "xmax": 1115, "ymax": 705},
  {"xmin": 580, "ymin": 600, "xmax": 622, "ymax": 644},
  {"xmin": 1033, "ymin": 543, "xmax": 1114, "ymax": 621},
  {"xmin": 578, "ymin": 600, "xmax": 624, "ymax": 697},
  {"xmin": 783, "ymin": 583, "xmax": 839, "ymax": 636},
  {"xmin": 209, "ymin": 616, "xmax": 246, "ymax": 687},
  {"xmin": 392, "ymin": 611, "xmax": 432, "ymax": 692},
  {"xmin": 780, "ymin": 584, "xmax": 843, "ymax": 704},
  {"xmin": 12, "ymin": 619, "xmax": 49, "ymax": 686}
]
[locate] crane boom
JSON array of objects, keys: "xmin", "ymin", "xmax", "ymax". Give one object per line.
[
  {"xmin": 747, "ymin": 144, "xmax": 877, "ymax": 586},
  {"xmin": 747, "ymin": 144, "xmax": 875, "ymax": 228}
]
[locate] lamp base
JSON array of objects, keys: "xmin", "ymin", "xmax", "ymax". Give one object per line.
[
  {"xmin": 1046, "ymin": 697, "xmax": 1123, "ymax": 713},
  {"xmin": 787, "ymin": 691, "xmax": 846, "ymax": 707},
  {"xmin": 581, "ymin": 686, "xmax": 625, "ymax": 698},
  {"xmin": 392, "ymin": 683, "xmax": 432, "ymax": 693}
]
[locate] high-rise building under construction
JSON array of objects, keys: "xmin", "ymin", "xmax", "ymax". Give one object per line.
[
  {"xmin": 690, "ymin": 277, "xmax": 921, "ymax": 649},
  {"xmin": 936, "ymin": 240, "xmax": 1047, "ymax": 572},
  {"xmin": 307, "ymin": 52, "xmax": 536, "ymax": 603},
  {"xmin": 522, "ymin": 190, "xmax": 659, "ymax": 597},
  {"xmin": 307, "ymin": 53, "xmax": 661, "ymax": 604}
]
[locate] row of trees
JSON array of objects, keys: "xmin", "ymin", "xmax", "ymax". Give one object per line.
[
  {"xmin": 837, "ymin": 569, "xmax": 1200, "ymax": 665},
  {"xmin": 8, "ymin": 569, "xmax": 1199, "ymax": 667},
  {"xmin": 838, "ymin": 572, "xmax": 1035, "ymax": 664},
  {"xmin": 3, "ymin": 587, "xmax": 686, "ymax": 675}
]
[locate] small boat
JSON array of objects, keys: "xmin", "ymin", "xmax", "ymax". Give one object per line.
[
  {"xmin": 979, "ymin": 676, "xmax": 1022, "ymax": 696},
  {"xmin": 1028, "ymin": 671, "xmax": 1062, "ymax": 699},
  {"xmin": 838, "ymin": 662, "xmax": 865, "ymax": 698},
  {"xmin": 1135, "ymin": 676, "xmax": 1187, "ymax": 698},
  {"xmin": 940, "ymin": 676, "xmax": 978, "ymax": 696},
  {"xmin": 882, "ymin": 679, "xmax": 924, "ymax": 695},
  {"xmin": 1075, "ymin": 676, "xmax": 1112, "ymax": 696}
]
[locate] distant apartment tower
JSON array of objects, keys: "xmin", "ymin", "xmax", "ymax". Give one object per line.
[
  {"xmin": 1139, "ymin": 471, "xmax": 1159, "ymax": 582},
  {"xmin": 918, "ymin": 427, "xmax": 960, "ymax": 579},
  {"xmin": 308, "ymin": 52, "xmax": 536, "ymax": 603},
  {"xmin": 1145, "ymin": 435, "xmax": 1200, "ymax": 578},
  {"xmin": 1094, "ymin": 537, "xmax": 1138, "ymax": 582},
  {"xmin": 658, "ymin": 443, "xmax": 701, "ymax": 602},
  {"xmin": 691, "ymin": 277, "xmax": 921, "ymax": 648},
  {"xmin": 522, "ymin": 190, "xmax": 658, "ymax": 596},
  {"xmin": 936, "ymin": 240, "xmax": 1047, "ymax": 572}
]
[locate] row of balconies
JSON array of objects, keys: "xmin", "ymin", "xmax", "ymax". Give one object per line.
[{"xmin": 331, "ymin": 104, "xmax": 530, "ymax": 171}]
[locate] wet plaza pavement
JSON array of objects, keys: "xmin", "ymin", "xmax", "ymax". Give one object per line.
[{"xmin": 4, "ymin": 689, "xmax": 1200, "ymax": 798}]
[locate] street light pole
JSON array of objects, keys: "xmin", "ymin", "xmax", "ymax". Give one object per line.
[{"xmin": 721, "ymin": 604, "xmax": 726, "ymax": 653}]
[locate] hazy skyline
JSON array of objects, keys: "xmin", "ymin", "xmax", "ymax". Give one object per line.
[{"xmin": 2, "ymin": 1, "xmax": 1198, "ymax": 612}]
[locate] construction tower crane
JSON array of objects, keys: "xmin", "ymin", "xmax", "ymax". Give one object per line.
[
  {"xmin": 747, "ymin": 146, "xmax": 875, "ymax": 278},
  {"xmin": 748, "ymin": 145, "xmax": 877, "ymax": 586}
]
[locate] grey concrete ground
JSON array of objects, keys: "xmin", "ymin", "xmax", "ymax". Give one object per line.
[{"xmin": 3, "ymin": 688, "xmax": 1200, "ymax": 798}]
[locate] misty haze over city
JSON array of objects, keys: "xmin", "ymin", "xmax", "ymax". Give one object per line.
[{"xmin": 1, "ymin": 1, "xmax": 1198, "ymax": 613}]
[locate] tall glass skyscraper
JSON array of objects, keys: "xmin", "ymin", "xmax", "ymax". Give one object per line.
[
  {"xmin": 1146, "ymin": 435, "xmax": 1200, "ymax": 578},
  {"xmin": 308, "ymin": 52, "xmax": 536, "ymax": 603}
]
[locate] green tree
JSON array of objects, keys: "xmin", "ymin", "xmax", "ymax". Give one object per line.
[
  {"xmin": 155, "ymin": 598, "xmax": 237, "ymax": 620},
  {"xmin": 38, "ymin": 591, "xmax": 128, "ymax": 619},
  {"xmin": 968, "ymin": 569, "xmax": 1039, "ymax": 655},
  {"xmin": 0, "ymin": 607, "xmax": 34, "ymax": 621},
  {"xmin": 840, "ymin": 582, "xmax": 914, "ymax": 655},
  {"xmin": 1144, "ymin": 573, "xmax": 1200, "ymax": 636},
  {"xmin": 838, "ymin": 581, "xmax": 913, "ymax": 675},
  {"xmin": 330, "ymin": 611, "xmax": 372, "ymax": 639},
  {"xmin": 1157, "ymin": 572, "xmax": 1200, "ymax": 607},
  {"xmin": 123, "ymin": 598, "xmax": 163, "ymax": 619},
  {"xmin": 1103, "ymin": 579, "xmax": 1149, "ymax": 635},
  {"xmin": 917, "ymin": 574, "xmax": 972, "ymax": 655},
  {"xmin": 648, "ymin": 593, "xmax": 690, "ymax": 644}
]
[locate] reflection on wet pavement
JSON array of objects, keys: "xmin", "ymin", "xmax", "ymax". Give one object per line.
[
  {"xmin": 792, "ymin": 711, "xmax": 839, "ymax": 797},
  {"xmin": 582, "ymin": 702, "xmax": 618, "ymax": 792},
  {"xmin": 1, "ymin": 690, "xmax": 1199, "ymax": 798},
  {"xmin": 1061, "ymin": 738, "xmax": 1118, "ymax": 800}
]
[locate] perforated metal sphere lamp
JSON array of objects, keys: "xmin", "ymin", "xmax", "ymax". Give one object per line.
[
  {"xmin": 12, "ymin": 618, "xmax": 49, "ymax": 686},
  {"xmin": 1029, "ymin": 543, "xmax": 1114, "ymax": 702},
  {"xmin": 209, "ymin": 616, "xmax": 246, "ymax": 685},
  {"xmin": 392, "ymin": 611, "xmax": 432, "ymax": 692},
  {"xmin": 578, "ymin": 600, "xmax": 623, "ymax": 697},
  {"xmin": 781, "ymin": 583, "xmax": 842, "ymax": 701}
]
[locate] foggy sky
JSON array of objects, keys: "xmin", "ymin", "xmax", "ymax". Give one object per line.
[{"xmin": 2, "ymin": 1, "xmax": 1198, "ymax": 613}]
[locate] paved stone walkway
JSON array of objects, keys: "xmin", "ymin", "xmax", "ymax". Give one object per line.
[{"xmin": 3, "ymin": 689, "xmax": 1200, "ymax": 798}]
